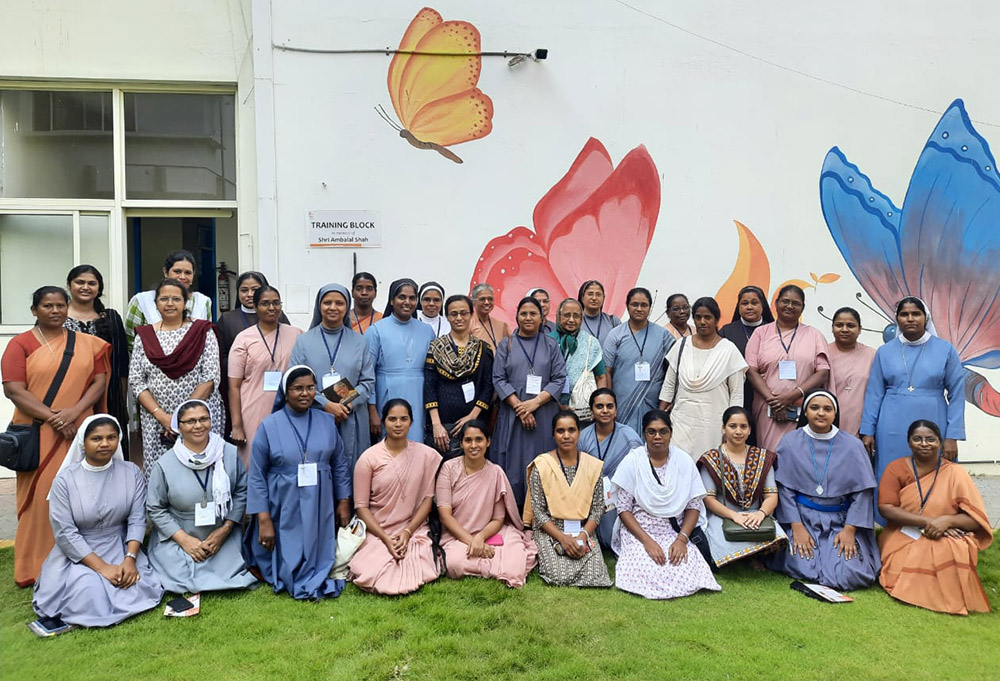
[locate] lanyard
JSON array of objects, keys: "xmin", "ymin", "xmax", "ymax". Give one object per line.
[
  {"xmin": 321, "ymin": 328, "xmax": 345, "ymax": 372},
  {"xmin": 479, "ymin": 316, "xmax": 498, "ymax": 348},
  {"xmin": 808, "ymin": 436, "xmax": 834, "ymax": 493},
  {"xmin": 284, "ymin": 409, "xmax": 313, "ymax": 464},
  {"xmin": 777, "ymin": 324, "xmax": 798, "ymax": 357},
  {"xmin": 240, "ymin": 310, "xmax": 251, "ymax": 330},
  {"xmin": 594, "ymin": 425, "xmax": 615, "ymax": 461},
  {"xmin": 257, "ymin": 324, "xmax": 280, "ymax": 367},
  {"xmin": 583, "ymin": 314, "xmax": 603, "ymax": 340},
  {"xmin": 911, "ymin": 455, "xmax": 942, "ymax": 514},
  {"xmin": 192, "ymin": 466, "xmax": 212, "ymax": 503},
  {"xmin": 629, "ymin": 324, "xmax": 649, "ymax": 360},
  {"xmin": 353, "ymin": 310, "xmax": 376, "ymax": 334},
  {"xmin": 648, "ymin": 455, "xmax": 665, "ymax": 486},
  {"xmin": 555, "ymin": 451, "xmax": 575, "ymax": 485},
  {"xmin": 515, "ymin": 333, "xmax": 541, "ymax": 373}
]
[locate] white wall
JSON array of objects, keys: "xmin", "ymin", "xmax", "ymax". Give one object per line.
[{"xmin": 258, "ymin": 0, "xmax": 1000, "ymax": 458}]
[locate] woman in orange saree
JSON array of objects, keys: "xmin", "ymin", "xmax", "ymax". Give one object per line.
[
  {"xmin": 878, "ymin": 419, "xmax": 993, "ymax": 615},
  {"xmin": 1, "ymin": 287, "xmax": 109, "ymax": 586}
]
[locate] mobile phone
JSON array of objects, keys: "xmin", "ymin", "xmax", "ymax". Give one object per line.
[
  {"xmin": 167, "ymin": 596, "xmax": 195, "ymax": 613},
  {"xmin": 485, "ymin": 533, "xmax": 504, "ymax": 547}
]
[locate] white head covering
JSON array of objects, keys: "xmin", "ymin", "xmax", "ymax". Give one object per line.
[
  {"xmin": 896, "ymin": 297, "xmax": 937, "ymax": 345},
  {"xmin": 171, "ymin": 399, "xmax": 232, "ymax": 520},
  {"xmin": 49, "ymin": 414, "xmax": 125, "ymax": 498},
  {"xmin": 801, "ymin": 390, "xmax": 840, "ymax": 440}
]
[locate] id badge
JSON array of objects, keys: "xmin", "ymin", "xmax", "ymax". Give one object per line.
[
  {"xmin": 778, "ymin": 360, "xmax": 797, "ymax": 381},
  {"xmin": 194, "ymin": 501, "xmax": 215, "ymax": 527},
  {"xmin": 563, "ymin": 519, "xmax": 582, "ymax": 536},
  {"xmin": 322, "ymin": 372, "xmax": 342, "ymax": 390},
  {"xmin": 526, "ymin": 374, "xmax": 542, "ymax": 395},
  {"xmin": 602, "ymin": 476, "xmax": 615, "ymax": 510},
  {"xmin": 263, "ymin": 371, "xmax": 281, "ymax": 392},
  {"xmin": 297, "ymin": 462, "xmax": 318, "ymax": 487},
  {"xmin": 900, "ymin": 526, "xmax": 923, "ymax": 541},
  {"xmin": 461, "ymin": 381, "xmax": 475, "ymax": 403},
  {"xmin": 634, "ymin": 361, "xmax": 651, "ymax": 381}
]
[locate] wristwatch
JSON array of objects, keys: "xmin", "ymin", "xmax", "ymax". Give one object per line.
[{"xmin": 125, "ymin": 551, "xmax": 138, "ymax": 560}]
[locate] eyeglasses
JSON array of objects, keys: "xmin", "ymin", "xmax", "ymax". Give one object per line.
[
  {"xmin": 910, "ymin": 436, "xmax": 940, "ymax": 444},
  {"xmin": 157, "ymin": 296, "xmax": 184, "ymax": 304},
  {"xmin": 778, "ymin": 299, "xmax": 804, "ymax": 308},
  {"xmin": 179, "ymin": 416, "xmax": 211, "ymax": 426},
  {"xmin": 645, "ymin": 428, "xmax": 671, "ymax": 437},
  {"xmin": 447, "ymin": 310, "xmax": 471, "ymax": 318},
  {"xmin": 288, "ymin": 385, "xmax": 316, "ymax": 394},
  {"xmin": 669, "ymin": 305, "xmax": 690, "ymax": 313},
  {"xmin": 258, "ymin": 300, "xmax": 283, "ymax": 308},
  {"xmin": 475, "ymin": 296, "xmax": 494, "ymax": 303}
]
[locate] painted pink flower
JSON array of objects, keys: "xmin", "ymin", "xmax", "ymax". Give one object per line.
[{"xmin": 470, "ymin": 137, "xmax": 661, "ymax": 323}]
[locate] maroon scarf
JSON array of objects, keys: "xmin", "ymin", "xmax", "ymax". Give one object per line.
[{"xmin": 135, "ymin": 319, "xmax": 216, "ymax": 380}]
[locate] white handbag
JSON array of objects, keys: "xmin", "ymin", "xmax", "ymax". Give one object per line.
[
  {"xmin": 331, "ymin": 516, "xmax": 366, "ymax": 579},
  {"xmin": 569, "ymin": 370, "xmax": 598, "ymax": 421}
]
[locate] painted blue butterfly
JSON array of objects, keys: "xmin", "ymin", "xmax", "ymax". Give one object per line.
[{"xmin": 820, "ymin": 99, "xmax": 1000, "ymax": 416}]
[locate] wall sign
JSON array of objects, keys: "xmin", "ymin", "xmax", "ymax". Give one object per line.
[{"xmin": 307, "ymin": 210, "xmax": 381, "ymax": 248}]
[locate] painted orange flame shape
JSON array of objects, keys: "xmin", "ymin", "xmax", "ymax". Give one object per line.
[{"xmin": 715, "ymin": 220, "xmax": 770, "ymax": 318}]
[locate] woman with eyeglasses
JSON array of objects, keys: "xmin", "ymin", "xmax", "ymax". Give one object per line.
[
  {"xmin": 745, "ymin": 284, "xmax": 830, "ymax": 451},
  {"xmin": 611, "ymin": 409, "xmax": 721, "ymax": 599},
  {"xmin": 123, "ymin": 250, "xmax": 212, "ymax": 351},
  {"xmin": 243, "ymin": 366, "xmax": 352, "ymax": 600},
  {"xmin": 424, "ymin": 295, "xmax": 494, "ymax": 456},
  {"xmin": 877, "ymin": 419, "xmax": 992, "ymax": 615},
  {"xmin": 663, "ymin": 294, "xmax": 693, "ymax": 340},
  {"xmin": 146, "ymin": 400, "xmax": 255, "ymax": 594},
  {"xmin": 469, "ymin": 283, "xmax": 511, "ymax": 354},
  {"xmin": 578, "ymin": 280, "xmax": 621, "ymax": 345},
  {"xmin": 602, "ymin": 288, "xmax": 674, "ymax": 435},
  {"xmin": 228, "ymin": 286, "xmax": 302, "ymax": 468},
  {"xmin": 130, "ymin": 279, "xmax": 224, "ymax": 478}
]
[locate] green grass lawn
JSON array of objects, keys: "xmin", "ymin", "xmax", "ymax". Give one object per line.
[{"xmin": 2, "ymin": 543, "xmax": 999, "ymax": 681}]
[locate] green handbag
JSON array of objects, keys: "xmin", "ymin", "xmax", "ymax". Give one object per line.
[{"xmin": 722, "ymin": 514, "xmax": 776, "ymax": 543}]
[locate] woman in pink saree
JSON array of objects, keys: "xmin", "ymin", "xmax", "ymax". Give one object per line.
[
  {"xmin": 436, "ymin": 421, "xmax": 537, "ymax": 587},
  {"xmin": 348, "ymin": 399, "xmax": 441, "ymax": 595}
]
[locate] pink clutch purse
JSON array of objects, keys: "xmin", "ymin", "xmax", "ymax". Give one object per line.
[{"xmin": 485, "ymin": 533, "xmax": 504, "ymax": 546}]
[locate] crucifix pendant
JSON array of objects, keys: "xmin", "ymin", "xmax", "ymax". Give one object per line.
[
  {"xmin": 816, "ymin": 485, "xmax": 824, "ymax": 495},
  {"xmin": 907, "ymin": 385, "xmax": 914, "ymax": 392}
]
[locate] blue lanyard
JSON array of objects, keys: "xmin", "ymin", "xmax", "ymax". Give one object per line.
[
  {"xmin": 778, "ymin": 324, "xmax": 799, "ymax": 357},
  {"xmin": 629, "ymin": 324, "xmax": 649, "ymax": 360},
  {"xmin": 594, "ymin": 425, "xmax": 615, "ymax": 461},
  {"xmin": 284, "ymin": 409, "xmax": 313, "ymax": 464},
  {"xmin": 353, "ymin": 310, "xmax": 375, "ymax": 334},
  {"xmin": 257, "ymin": 324, "xmax": 280, "ymax": 367},
  {"xmin": 911, "ymin": 455, "xmax": 942, "ymax": 513},
  {"xmin": 808, "ymin": 436, "xmax": 834, "ymax": 492},
  {"xmin": 192, "ymin": 466, "xmax": 212, "ymax": 502},
  {"xmin": 515, "ymin": 333, "xmax": 541, "ymax": 373},
  {"xmin": 583, "ymin": 314, "xmax": 603, "ymax": 340},
  {"xmin": 321, "ymin": 328, "xmax": 345, "ymax": 372}
]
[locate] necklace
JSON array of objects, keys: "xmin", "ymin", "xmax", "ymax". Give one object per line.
[
  {"xmin": 807, "ymin": 436, "xmax": 835, "ymax": 495},
  {"xmin": 899, "ymin": 342, "xmax": 926, "ymax": 392},
  {"xmin": 35, "ymin": 327, "xmax": 63, "ymax": 356}
]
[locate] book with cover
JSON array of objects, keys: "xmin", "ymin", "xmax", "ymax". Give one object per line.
[
  {"xmin": 790, "ymin": 581, "xmax": 854, "ymax": 603},
  {"xmin": 323, "ymin": 377, "xmax": 361, "ymax": 406}
]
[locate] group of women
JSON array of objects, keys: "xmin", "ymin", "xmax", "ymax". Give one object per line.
[{"xmin": 0, "ymin": 254, "xmax": 993, "ymax": 633}]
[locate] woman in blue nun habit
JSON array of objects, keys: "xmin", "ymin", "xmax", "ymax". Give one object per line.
[
  {"xmin": 242, "ymin": 365, "xmax": 352, "ymax": 600},
  {"xmin": 366, "ymin": 278, "xmax": 435, "ymax": 442},
  {"xmin": 289, "ymin": 283, "xmax": 375, "ymax": 470}
]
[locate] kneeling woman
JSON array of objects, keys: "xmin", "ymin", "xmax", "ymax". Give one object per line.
[
  {"xmin": 698, "ymin": 407, "xmax": 786, "ymax": 568},
  {"xmin": 435, "ymin": 421, "xmax": 537, "ymax": 587},
  {"xmin": 525, "ymin": 411, "xmax": 611, "ymax": 587},
  {"xmin": 146, "ymin": 400, "xmax": 256, "ymax": 594},
  {"xmin": 878, "ymin": 419, "xmax": 993, "ymax": 615},
  {"xmin": 349, "ymin": 399, "xmax": 442, "ymax": 595},
  {"xmin": 33, "ymin": 415, "xmax": 162, "ymax": 627},
  {"xmin": 612, "ymin": 410, "xmax": 721, "ymax": 599},
  {"xmin": 765, "ymin": 391, "xmax": 880, "ymax": 590},
  {"xmin": 244, "ymin": 366, "xmax": 353, "ymax": 600}
]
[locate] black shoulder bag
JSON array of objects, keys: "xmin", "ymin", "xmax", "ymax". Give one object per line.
[
  {"xmin": 0, "ymin": 331, "xmax": 77, "ymax": 472},
  {"xmin": 648, "ymin": 454, "xmax": 716, "ymax": 570}
]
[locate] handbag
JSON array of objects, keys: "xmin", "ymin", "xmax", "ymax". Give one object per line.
[
  {"xmin": 722, "ymin": 514, "xmax": 776, "ymax": 543},
  {"xmin": 0, "ymin": 331, "xmax": 76, "ymax": 472},
  {"xmin": 668, "ymin": 516, "xmax": 715, "ymax": 570},
  {"xmin": 568, "ymin": 370, "xmax": 598, "ymax": 421},
  {"xmin": 665, "ymin": 337, "xmax": 687, "ymax": 403},
  {"xmin": 331, "ymin": 515, "xmax": 367, "ymax": 579}
]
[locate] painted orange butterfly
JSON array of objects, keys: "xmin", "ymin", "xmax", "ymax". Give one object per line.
[{"xmin": 377, "ymin": 7, "xmax": 494, "ymax": 164}]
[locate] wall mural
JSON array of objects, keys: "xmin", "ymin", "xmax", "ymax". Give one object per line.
[
  {"xmin": 470, "ymin": 137, "xmax": 660, "ymax": 322},
  {"xmin": 377, "ymin": 7, "xmax": 494, "ymax": 164},
  {"xmin": 820, "ymin": 98, "xmax": 1000, "ymax": 416}
]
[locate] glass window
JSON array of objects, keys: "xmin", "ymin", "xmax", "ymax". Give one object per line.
[
  {"xmin": 0, "ymin": 90, "xmax": 114, "ymax": 199},
  {"xmin": 124, "ymin": 93, "xmax": 236, "ymax": 200},
  {"xmin": 0, "ymin": 215, "xmax": 73, "ymax": 325},
  {"xmin": 79, "ymin": 214, "xmax": 111, "ymax": 280}
]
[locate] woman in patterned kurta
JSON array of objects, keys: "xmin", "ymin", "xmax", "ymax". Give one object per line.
[
  {"xmin": 130, "ymin": 279, "xmax": 223, "ymax": 478},
  {"xmin": 611, "ymin": 410, "xmax": 721, "ymax": 599},
  {"xmin": 525, "ymin": 412, "xmax": 611, "ymax": 588}
]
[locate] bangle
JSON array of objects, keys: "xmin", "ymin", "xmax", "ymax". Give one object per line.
[
  {"xmin": 151, "ymin": 406, "xmax": 161, "ymax": 415},
  {"xmin": 678, "ymin": 531, "xmax": 690, "ymax": 543},
  {"xmin": 401, "ymin": 528, "xmax": 412, "ymax": 538},
  {"xmin": 125, "ymin": 551, "xmax": 138, "ymax": 560},
  {"xmin": 795, "ymin": 386, "xmax": 805, "ymax": 398}
]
